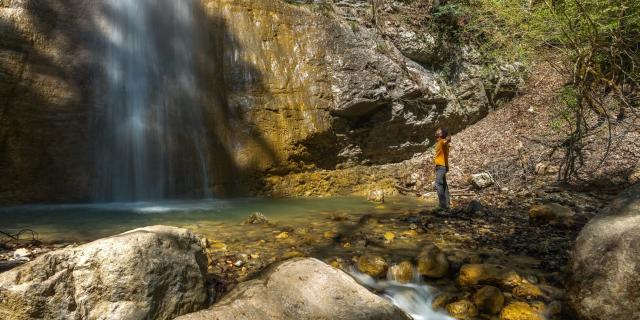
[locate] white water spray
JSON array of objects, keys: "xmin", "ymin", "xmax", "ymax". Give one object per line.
[
  {"xmin": 93, "ymin": 0, "xmax": 211, "ymax": 201},
  {"xmin": 350, "ymin": 268, "xmax": 454, "ymax": 320}
]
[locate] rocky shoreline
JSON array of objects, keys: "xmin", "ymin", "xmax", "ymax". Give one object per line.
[{"xmin": 1, "ymin": 181, "xmax": 630, "ymax": 319}]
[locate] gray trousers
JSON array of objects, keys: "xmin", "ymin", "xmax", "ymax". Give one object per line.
[{"xmin": 435, "ymin": 166, "xmax": 450, "ymax": 209}]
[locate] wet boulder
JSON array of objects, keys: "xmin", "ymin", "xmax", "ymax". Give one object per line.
[
  {"xmin": 512, "ymin": 283, "xmax": 546, "ymax": 300},
  {"xmin": 0, "ymin": 226, "xmax": 208, "ymax": 320},
  {"xmin": 499, "ymin": 301, "xmax": 544, "ymax": 320},
  {"xmin": 388, "ymin": 261, "xmax": 415, "ymax": 283},
  {"xmin": 457, "ymin": 264, "xmax": 522, "ymax": 289},
  {"xmin": 473, "ymin": 285, "xmax": 504, "ymax": 315},
  {"xmin": 568, "ymin": 184, "xmax": 640, "ymax": 320},
  {"xmin": 446, "ymin": 299, "xmax": 478, "ymax": 319},
  {"xmin": 176, "ymin": 258, "xmax": 411, "ymax": 320},
  {"xmin": 417, "ymin": 243, "xmax": 449, "ymax": 278},
  {"xmin": 358, "ymin": 254, "xmax": 389, "ymax": 278}
]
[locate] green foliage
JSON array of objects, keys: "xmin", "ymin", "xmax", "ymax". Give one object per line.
[{"xmin": 458, "ymin": 0, "xmax": 640, "ymax": 180}]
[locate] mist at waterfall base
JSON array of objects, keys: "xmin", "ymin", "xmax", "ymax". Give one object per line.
[
  {"xmin": 350, "ymin": 268, "xmax": 454, "ymax": 320},
  {"xmin": 93, "ymin": 0, "xmax": 211, "ymax": 202}
]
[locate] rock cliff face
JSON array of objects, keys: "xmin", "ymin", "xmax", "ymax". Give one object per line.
[{"xmin": 0, "ymin": 0, "xmax": 522, "ymax": 204}]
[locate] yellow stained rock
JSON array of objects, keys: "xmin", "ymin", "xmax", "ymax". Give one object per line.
[
  {"xmin": 499, "ymin": 302, "xmax": 544, "ymax": 320},
  {"xmin": 457, "ymin": 264, "xmax": 522, "ymax": 288},
  {"xmin": 446, "ymin": 299, "xmax": 478, "ymax": 319},
  {"xmin": 324, "ymin": 230, "xmax": 337, "ymax": 239},
  {"xmin": 275, "ymin": 232, "xmax": 289, "ymax": 239},
  {"xmin": 357, "ymin": 254, "xmax": 389, "ymax": 278},
  {"xmin": 383, "ymin": 232, "xmax": 395, "ymax": 242}
]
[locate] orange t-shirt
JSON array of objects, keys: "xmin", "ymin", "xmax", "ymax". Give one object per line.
[{"xmin": 434, "ymin": 138, "xmax": 449, "ymax": 167}]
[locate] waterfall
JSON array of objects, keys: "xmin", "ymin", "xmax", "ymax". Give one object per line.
[{"xmin": 93, "ymin": 0, "xmax": 211, "ymax": 202}]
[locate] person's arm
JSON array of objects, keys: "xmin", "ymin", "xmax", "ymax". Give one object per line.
[{"xmin": 445, "ymin": 136, "xmax": 451, "ymax": 170}]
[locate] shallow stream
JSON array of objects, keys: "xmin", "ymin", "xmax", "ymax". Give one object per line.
[{"xmin": 0, "ymin": 196, "xmax": 429, "ymax": 242}]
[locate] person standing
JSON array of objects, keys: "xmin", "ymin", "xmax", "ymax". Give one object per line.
[{"xmin": 434, "ymin": 128, "xmax": 451, "ymax": 209}]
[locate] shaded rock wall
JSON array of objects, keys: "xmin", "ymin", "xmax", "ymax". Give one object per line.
[
  {"xmin": 0, "ymin": 0, "xmax": 522, "ymax": 204},
  {"xmin": 0, "ymin": 1, "xmax": 95, "ymax": 204}
]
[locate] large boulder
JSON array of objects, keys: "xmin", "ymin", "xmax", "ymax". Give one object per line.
[
  {"xmin": 0, "ymin": 226, "xmax": 208, "ymax": 320},
  {"xmin": 176, "ymin": 258, "xmax": 411, "ymax": 320},
  {"xmin": 568, "ymin": 184, "xmax": 640, "ymax": 320}
]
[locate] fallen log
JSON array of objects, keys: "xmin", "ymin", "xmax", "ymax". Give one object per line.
[{"xmin": 0, "ymin": 260, "xmax": 26, "ymax": 272}]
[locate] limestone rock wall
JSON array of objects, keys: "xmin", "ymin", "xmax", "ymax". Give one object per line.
[
  {"xmin": 0, "ymin": 0, "xmax": 523, "ymax": 203},
  {"xmin": 0, "ymin": 1, "xmax": 95, "ymax": 204}
]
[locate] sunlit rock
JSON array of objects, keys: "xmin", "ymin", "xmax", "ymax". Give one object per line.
[
  {"xmin": 498, "ymin": 301, "xmax": 543, "ymax": 320},
  {"xmin": 0, "ymin": 226, "xmax": 208, "ymax": 320},
  {"xmin": 457, "ymin": 264, "xmax": 522, "ymax": 289},
  {"xmin": 357, "ymin": 254, "xmax": 389, "ymax": 278},
  {"xmin": 368, "ymin": 190, "xmax": 386, "ymax": 203},
  {"xmin": 469, "ymin": 173, "xmax": 495, "ymax": 189},
  {"xmin": 176, "ymin": 258, "xmax": 411, "ymax": 320},
  {"xmin": 445, "ymin": 299, "xmax": 478, "ymax": 320}
]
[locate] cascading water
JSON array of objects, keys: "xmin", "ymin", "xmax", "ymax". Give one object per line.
[
  {"xmin": 93, "ymin": 0, "xmax": 211, "ymax": 202},
  {"xmin": 350, "ymin": 268, "xmax": 454, "ymax": 320}
]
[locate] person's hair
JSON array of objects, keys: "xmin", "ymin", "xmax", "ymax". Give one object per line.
[{"xmin": 437, "ymin": 128, "xmax": 448, "ymax": 138}]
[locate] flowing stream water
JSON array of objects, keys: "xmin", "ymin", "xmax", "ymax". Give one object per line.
[
  {"xmin": 93, "ymin": 0, "xmax": 211, "ymax": 202},
  {"xmin": 350, "ymin": 269, "xmax": 454, "ymax": 320}
]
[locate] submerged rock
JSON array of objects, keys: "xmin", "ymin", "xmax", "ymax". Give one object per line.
[
  {"xmin": 243, "ymin": 212, "xmax": 271, "ymax": 225},
  {"xmin": 176, "ymin": 258, "xmax": 410, "ymax": 320},
  {"xmin": 358, "ymin": 254, "xmax": 389, "ymax": 278},
  {"xmin": 417, "ymin": 243, "xmax": 449, "ymax": 278},
  {"xmin": 568, "ymin": 184, "xmax": 640, "ymax": 320},
  {"xmin": 0, "ymin": 226, "xmax": 208, "ymax": 320}
]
